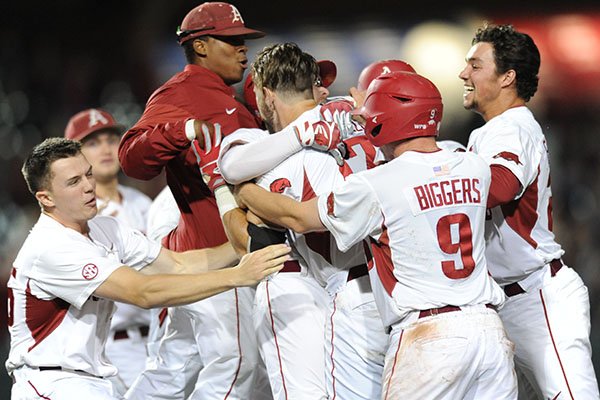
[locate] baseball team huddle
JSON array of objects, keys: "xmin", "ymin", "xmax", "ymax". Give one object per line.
[{"xmin": 5, "ymin": 2, "xmax": 600, "ymax": 399}]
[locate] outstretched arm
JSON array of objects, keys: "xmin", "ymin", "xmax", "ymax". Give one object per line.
[
  {"xmin": 141, "ymin": 242, "xmax": 238, "ymax": 276},
  {"xmin": 94, "ymin": 244, "xmax": 290, "ymax": 309},
  {"xmin": 235, "ymin": 182, "xmax": 325, "ymax": 234}
]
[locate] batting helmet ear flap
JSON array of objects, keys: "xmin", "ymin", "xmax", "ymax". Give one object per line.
[{"xmin": 370, "ymin": 124, "xmax": 383, "ymax": 138}]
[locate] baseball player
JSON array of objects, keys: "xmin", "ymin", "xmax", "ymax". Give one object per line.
[
  {"xmin": 235, "ymin": 71, "xmax": 518, "ymax": 399},
  {"xmin": 6, "ymin": 137, "xmax": 290, "ymax": 399},
  {"xmin": 212, "ymin": 43, "xmax": 387, "ymax": 400},
  {"xmin": 118, "ymin": 3, "xmax": 270, "ymax": 399},
  {"xmin": 460, "ymin": 23, "xmax": 600, "ymax": 399},
  {"xmin": 144, "ymin": 186, "xmax": 179, "ymax": 366},
  {"xmin": 64, "ymin": 108, "xmax": 152, "ymax": 392}
]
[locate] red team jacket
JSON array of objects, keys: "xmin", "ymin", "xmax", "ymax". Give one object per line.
[{"xmin": 119, "ymin": 64, "xmax": 258, "ymax": 251}]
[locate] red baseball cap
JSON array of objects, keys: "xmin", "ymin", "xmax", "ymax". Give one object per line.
[
  {"xmin": 317, "ymin": 60, "xmax": 337, "ymax": 88},
  {"xmin": 177, "ymin": 2, "xmax": 265, "ymax": 45},
  {"xmin": 64, "ymin": 109, "xmax": 123, "ymax": 142}
]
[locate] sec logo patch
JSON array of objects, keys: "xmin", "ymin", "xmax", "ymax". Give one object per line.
[{"xmin": 82, "ymin": 263, "xmax": 99, "ymax": 280}]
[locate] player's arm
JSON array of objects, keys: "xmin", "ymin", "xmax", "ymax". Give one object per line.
[
  {"xmin": 119, "ymin": 103, "xmax": 193, "ymax": 180},
  {"xmin": 219, "ymin": 122, "xmax": 340, "ymax": 185},
  {"xmin": 487, "ymin": 164, "xmax": 522, "ymax": 208},
  {"xmin": 235, "ymin": 182, "xmax": 325, "ymax": 234},
  {"xmin": 141, "ymin": 242, "xmax": 238, "ymax": 276},
  {"xmin": 93, "ymin": 244, "xmax": 290, "ymax": 309}
]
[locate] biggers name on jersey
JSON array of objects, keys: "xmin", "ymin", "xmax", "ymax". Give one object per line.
[{"xmin": 413, "ymin": 178, "xmax": 481, "ymax": 211}]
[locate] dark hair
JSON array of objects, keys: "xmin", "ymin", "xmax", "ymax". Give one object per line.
[
  {"xmin": 473, "ymin": 23, "xmax": 540, "ymax": 101},
  {"xmin": 22, "ymin": 138, "xmax": 82, "ymax": 195},
  {"xmin": 252, "ymin": 43, "xmax": 318, "ymax": 99}
]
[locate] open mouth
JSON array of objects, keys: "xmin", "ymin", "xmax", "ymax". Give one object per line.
[
  {"xmin": 463, "ymin": 86, "xmax": 474, "ymax": 98},
  {"xmin": 240, "ymin": 59, "xmax": 248, "ymax": 69}
]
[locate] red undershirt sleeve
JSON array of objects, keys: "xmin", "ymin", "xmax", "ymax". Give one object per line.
[{"xmin": 487, "ymin": 164, "xmax": 522, "ymax": 208}]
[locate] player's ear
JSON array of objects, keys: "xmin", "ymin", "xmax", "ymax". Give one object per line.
[
  {"xmin": 193, "ymin": 38, "xmax": 209, "ymax": 57},
  {"xmin": 35, "ymin": 189, "xmax": 55, "ymax": 209},
  {"xmin": 263, "ymin": 87, "xmax": 276, "ymax": 105},
  {"xmin": 501, "ymin": 69, "xmax": 517, "ymax": 89}
]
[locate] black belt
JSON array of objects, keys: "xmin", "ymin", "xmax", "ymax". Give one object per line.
[
  {"xmin": 114, "ymin": 325, "xmax": 150, "ymax": 340},
  {"xmin": 38, "ymin": 366, "xmax": 102, "ymax": 378},
  {"xmin": 418, "ymin": 304, "xmax": 495, "ymax": 319},
  {"xmin": 503, "ymin": 258, "xmax": 563, "ymax": 297}
]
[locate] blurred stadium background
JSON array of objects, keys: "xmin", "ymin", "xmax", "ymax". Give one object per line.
[{"xmin": 2, "ymin": 0, "xmax": 600, "ymax": 395}]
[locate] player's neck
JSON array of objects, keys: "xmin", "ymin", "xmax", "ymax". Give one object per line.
[
  {"xmin": 390, "ymin": 137, "xmax": 439, "ymax": 159},
  {"xmin": 278, "ymin": 99, "xmax": 317, "ymax": 129},
  {"xmin": 95, "ymin": 178, "xmax": 121, "ymax": 203},
  {"xmin": 43, "ymin": 210, "xmax": 90, "ymax": 235},
  {"xmin": 481, "ymin": 94, "xmax": 526, "ymax": 122}
]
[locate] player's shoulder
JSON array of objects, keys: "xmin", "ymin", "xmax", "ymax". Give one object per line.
[
  {"xmin": 486, "ymin": 107, "xmax": 541, "ymax": 135},
  {"xmin": 89, "ymin": 215, "xmax": 121, "ymax": 233},
  {"xmin": 118, "ymin": 185, "xmax": 152, "ymax": 206}
]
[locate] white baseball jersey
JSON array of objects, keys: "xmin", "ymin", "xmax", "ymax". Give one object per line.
[
  {"xmin": 469, "ymin": 106, "xmax": 599, "ymax": 399},
  {"xmin": 318, "ymin": 149, "xmax": 506, "ymax": 327},
  {"xmin": 147, "ymin": 186, "xmax": 180, "ymax": 243},
  {"xmin": 221, "ymin": 108, "xmax": 366, "ymax": 286},
  {"xmin": 97, "ymin": 184, "xmax": 152, "ymax": 331},
  {"xmin": 467, "ymin": 106, "xmax": 563, "ymax": 284},
  {"xmin": 222, "ymin": 108, "xmax": 387, "ymax": 400},
  {"xmin": 6, "ymin": 214, "xmax": 161, "ymax": 377},
  {"xmin": 97, "ymin": 185, "xmax": 151, "ymax": 234}
]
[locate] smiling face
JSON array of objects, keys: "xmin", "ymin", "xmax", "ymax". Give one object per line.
[
  {"xmin": 199, "ymin": 35, "xmax": 249, "ymax": 85},
  {"xmin": 80, "ymin": 131, "xmax": 120, "ymax": 183},
  {"xmin": 459, "ymin": 42, "xmax": 506, "ymax": 120},
  {"xmin": 37, "ymin": 153, "xmax": 97, "ymax": 232}
]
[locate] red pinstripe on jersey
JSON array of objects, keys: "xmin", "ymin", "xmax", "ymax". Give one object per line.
[
  {"xmin": 27, "ymin": 380, "xmax": 51, "ymax": 399},
  {"xmin": 540, "ymin": 289, "xmax": 575, "ymax": 399},
  {"xmin": 266, "ymin": 281, "xmax": 289, "ymax": 398},
  {"xmin": 224, "ymin": 289, "xmax": 242, "ymax": 400},
  {"xmin": 383, "ymin": 330, "xmax": 404, "ymax": 400},
  {"xmin": 328, "ymin": 293, "xmax": 339, "ymax": 399}
]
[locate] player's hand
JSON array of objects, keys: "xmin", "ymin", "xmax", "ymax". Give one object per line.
[
  {"xmin": 232, "ymin": 244, "xmax": 290, "ymax": 286},
  {"xmin": 320, "ymin": 98, "xmax": 360, "ymax": 139},
  {"xmin": 329, "ymin": 142, "xmax": 348, "ymax": 167},
  {"xmin": 349, "ymin": 87, "xmax": 367, "ymax": 126},
  {"xmin": 293, "ymin": 120, "xmax": 341, "ymax": 152},
  {"xmin": 190, "ymin": 121, "xmax": 225, "ymax": 192}
]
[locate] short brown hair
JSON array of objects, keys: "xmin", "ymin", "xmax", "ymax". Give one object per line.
[
  {"xmin": 252, "ymin": 43, "xmax": 318, "ymax": 99},
  {"xmin": 22, "ymin": 138, "xmax": 82, "ymax": 195},
  {"xmin": 473, "ymin": 23, "xmax": 540, "ymax": 101}
]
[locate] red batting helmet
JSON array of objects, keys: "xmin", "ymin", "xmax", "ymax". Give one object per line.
[
  {"xmin": 353, "ymin": 71, "xmax": 443, "ymax": 147},
  {"xmin": 357, "ymin": 59, "xmax": 416, "ymax": 92},
  {"xmin": 64, "ymin": 108, "xmax": 123, "ymax": 142},
  {"xmin": 176, "ymin": 2, "xmax": 265, "ymax": 45}
]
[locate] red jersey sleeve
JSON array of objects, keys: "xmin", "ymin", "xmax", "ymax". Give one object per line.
[{"xmin": 119, "ymin": 102, "xmax": 192, "ymax": 180}]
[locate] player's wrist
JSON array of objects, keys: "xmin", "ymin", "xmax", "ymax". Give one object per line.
[{"xmin": 214, "ymin": 185, "xmax": 239, "ymax": 218}]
